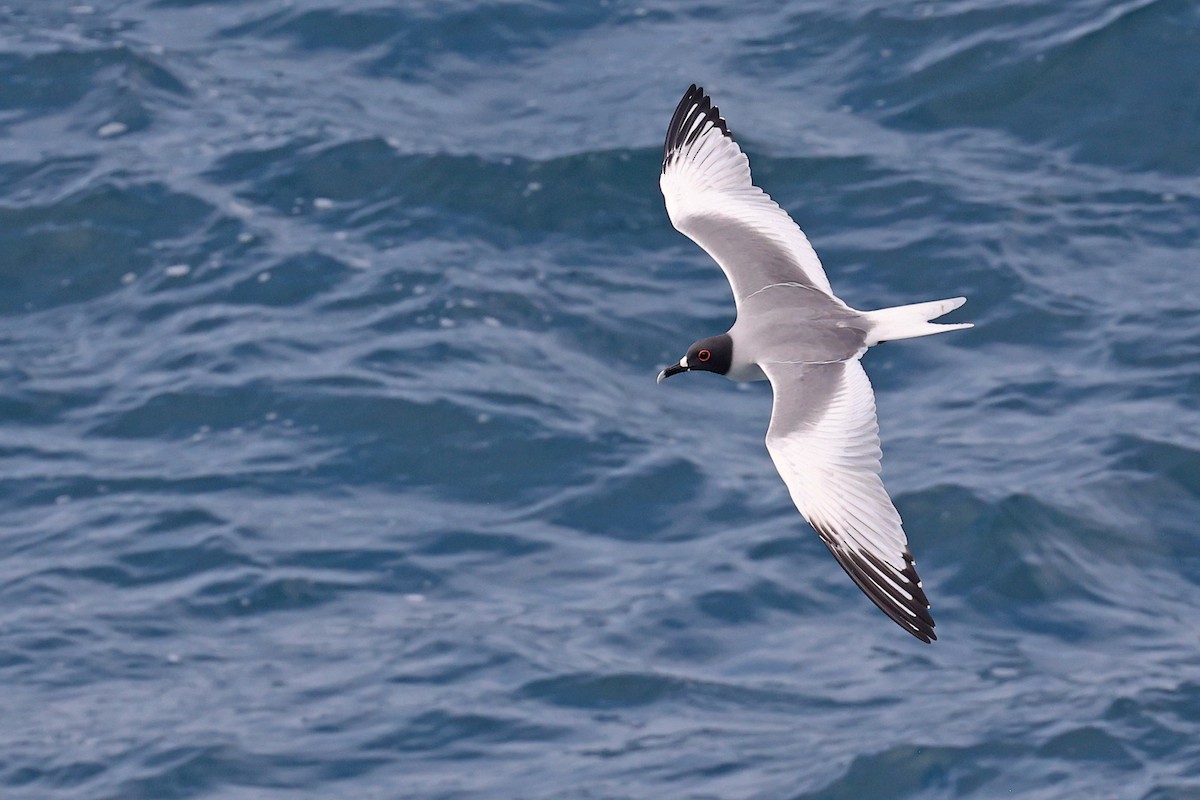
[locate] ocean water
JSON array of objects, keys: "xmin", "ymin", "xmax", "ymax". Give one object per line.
[{"xmin": 2, "ymin": 1, "xmax": 1199, "ymax": 797}]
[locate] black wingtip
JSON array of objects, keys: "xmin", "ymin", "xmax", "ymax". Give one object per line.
[
  {"xmin": 812, "ymin": 522, "xmax": 937, "ymax": 644},
  {"xmin": 662, "ymin": 84, "xmax": 734, "ymax": 173}
]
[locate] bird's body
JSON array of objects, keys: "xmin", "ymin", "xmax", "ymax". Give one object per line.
[{"xmin": 657, "ymin": 85, "xmax": 971, "ymax": 643}]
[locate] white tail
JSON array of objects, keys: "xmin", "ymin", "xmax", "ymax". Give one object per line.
[{"xmin": 863, "ymin": 297, "xmax": 972, "ymax": 346}]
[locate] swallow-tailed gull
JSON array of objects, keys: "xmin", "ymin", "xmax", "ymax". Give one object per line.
[{"xmin": 656, "ymin": 85, "xmax": 971, "ymax": 643}]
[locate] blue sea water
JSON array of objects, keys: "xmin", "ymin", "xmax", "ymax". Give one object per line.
[{"xmin": 1, "ymin": 0, "xmax": 1199, "ymax": 797}]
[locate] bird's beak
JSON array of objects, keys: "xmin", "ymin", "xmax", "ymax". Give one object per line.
[{"xmin": 656, "ymin": 356, "xmax": 689, "ymax": 384}]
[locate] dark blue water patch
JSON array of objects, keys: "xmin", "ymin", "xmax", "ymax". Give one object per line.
[
  {"xmin": 736, "ymin": 11, "xmax": 866, "ymax": 78},
  {"xmin": 245, "ymin": 391, "xmax": 618, "ymax": 504},
  {"xmin": 36, "ymin": 536, "xmax": 256, "ymax": 590},
  {"xmin": 973, "ymin": 372, "xmax": 1103, "ymax": 417},
  {"xmin": 218, "ymin": 4, "xmax": 610, "ymax": 81},
  {"xmin": 1142, "ymin": 681, "xmax": 1200, "ymax": 729},
  {"xmin": 0, "ymin": 154, "xmax": 98, "ymax": 205},
  {"xmin": 0, "ymin": 44, "xmax": 186, "ymax": 129},
  {"xmin": 858, "ymin": 0, "xmax": 1200, "ymax": 173},
  {"xmin": 0, "ymin": 374, "xmax": 109, "ymax": 429},
  {"xmin": 518, "ymin": 671, "xmax": 682, "ymax": 710},
  {"xmin": 544, "ymin": 455, "xmax": 711, "ymax": 541},
  {"xmin": 519, "ymin": 669, "xmax": 859, "ymax": 717},
  {"xmin": 79, "ymin": 383, "xmax": 307, "ymax": 446},
  {"xmin": 217, "ymin": 251, "xmax": 357, "ymax": 308},
  {"xmin": 389, "ymin": 638, "xmax": 516, "ymax": 688},
  {"xmin": 149, "ymin": 0, "xmax": 243, "ymax": 7},
  {"xmin": 4, "ymin": 760, "xmax": 107, "ymax": 792},
  {"xmin": 891, "ymin": 488, "xmax": 1095, "ymax": 640},
  {"xmin": 313, "ymin": 271, "xmax": 443, "ymax": 318},
  {"xmin": 184, "ymin": 574, "xmax": 351, "ymax": 620},
  {"xmin": 0, "ymin": 179, "xmax": 216, "ymax": 313},
  {"xmin": 756, "ymin": 154, "xmax": 999, "ymax": 242},
  {"xmin": 140, "ymin": 507, "xmax": 228, "ymax": 534},
  {"xmin": 217, "ymin": 7, "xmax": 399, "ymax": 51},
  {"xmin": 693, "ymin": 577, "xmax": 822, "ymax": 626},
  {"xmin": 1105, "ymin": 681, "xmax": 1200, "ymax": 764},
  {"xmin": 1051, "ymin": 189, "xmax": 1200, "ymax": 251},
  {"xmin": 414, "ymin": 530, "xmax": 550, "ymax": 558},
  {"xmin": 694, "ymin": 588, "xmax": 761, "ymax": 625},
  {"xmin": 1109, "ymin": 309, "xmax": 1200, "ymax": 375},
  {"xmin": 745, "ymin": 533, "xmax": 811, "ymax": 562},
  {"xmin": 793, "ymin": 742, "xmax": 1026, "ymax": 800},
  {"xmin": 1106, "ymin": 436, "xmax": 1200, "ymax": 500},
  {"xmin": 207, "ymin": 138, "xmax": 663, "ymax": 247},
  {"xmin": 363, "ymin": 709, "xmax": 566, "ymax": 756},
  {"xmin": 4, "ymin": 469, "xmax": 282, "ymax": 513},
  {"xmin": 106, "ymin": 743, "xmax": 335, "ymax": 799},
  {"xmin": 1143, "ymin": 786, "xmax": 1200, "ymax": 800},
  {"xmin": 181, "ymin": 556, "xmax": 439, "ymax": 621},
  {"xmin": 1038, "ymin": 725, "xmax": 1141, "ymax": 770},
  {"xmin": 648, "ymin": 629, "xmax": 725, "ymax": 665},
  {"xmin": 279, "ymin": 546, "xmax": 440, "ymax": 573},
  {"xmin": 1103, "ymin": 695, "xmax": 1182, "ymax": 764}
]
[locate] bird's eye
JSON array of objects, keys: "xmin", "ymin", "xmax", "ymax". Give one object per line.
[{"xmin": 697, "ymin": 349, "xmax": 711, "ymax": 362}]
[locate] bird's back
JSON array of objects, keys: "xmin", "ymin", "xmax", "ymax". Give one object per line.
[{"xmin": 731, "ymin": 284, "xmax": 869, "ymax": 367}]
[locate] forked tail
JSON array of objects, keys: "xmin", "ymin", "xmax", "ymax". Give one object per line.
[{"xmin": 863, "ymin": 297, "xmax": 972, "ymax": 346}]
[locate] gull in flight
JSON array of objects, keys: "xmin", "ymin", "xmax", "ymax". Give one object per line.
[{"xmin": 656, "ymin": 85, "xmax": 971, "ymax": 643}]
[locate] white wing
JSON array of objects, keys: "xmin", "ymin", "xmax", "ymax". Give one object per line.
[
  {"xmin": 762, "ymin": 358, "xmax": 936, "ymax": 642},
  {"xmin": 660, "ymin": 85, "xmax": 842, "ymax": 309}
]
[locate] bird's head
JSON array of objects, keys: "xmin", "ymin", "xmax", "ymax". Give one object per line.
[{"xmin": 657, "ymin": 334, "xmax": 733, "ymax": 383}]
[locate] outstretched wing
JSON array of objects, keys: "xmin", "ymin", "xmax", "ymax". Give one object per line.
[
  {"xmin": 660, "ymin": 84, "xmax": 841, "ymax": 309},
  {"xmin": 761, "ymin": 358, "xmax": 936, "ymax": 643}
]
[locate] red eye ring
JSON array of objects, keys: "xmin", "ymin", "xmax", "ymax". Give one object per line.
[{"xmin": 697, "ymin": 349, "xmax": 711, "ymax": 362}]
